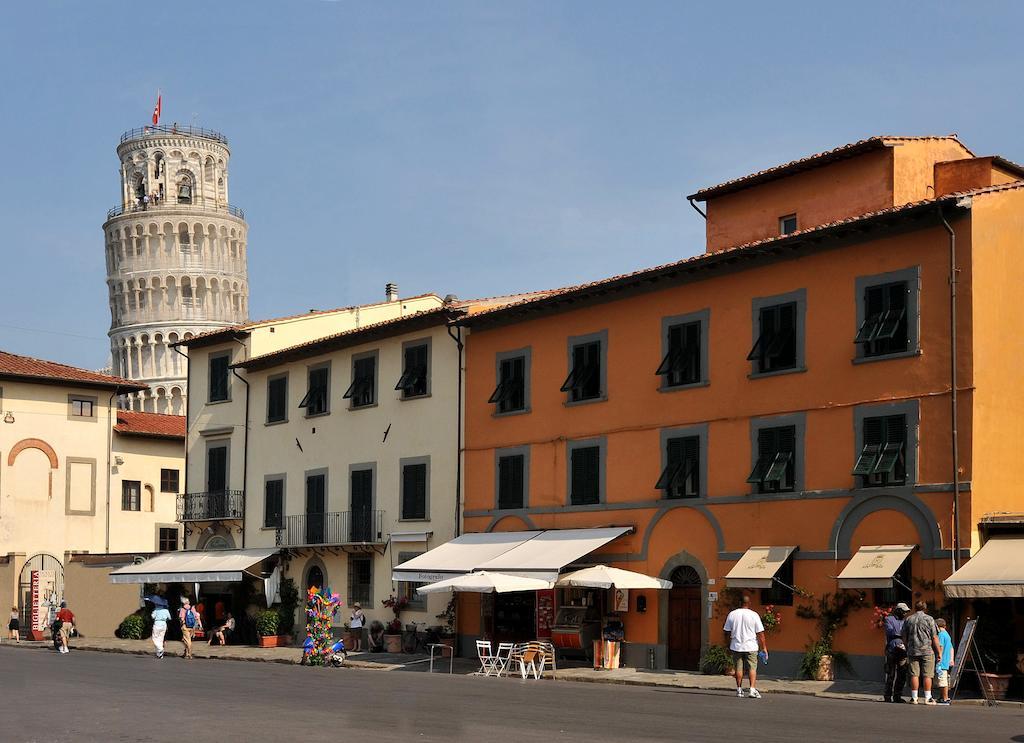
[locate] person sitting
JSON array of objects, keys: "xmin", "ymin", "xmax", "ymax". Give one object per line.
[{"xmin": 209, "ymin": 612, "xmax": 235, "ymax": 646}]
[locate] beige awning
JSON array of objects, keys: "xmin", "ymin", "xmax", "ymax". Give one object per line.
[
  {"xmin": 725, "ymin": 546, "xmax": 797, "ymax": 588},
  {"xmin": 837, "ymin": 545, "xmax": 915, "ymax": 589},
  {"xmin": 944, "ymin": 536, "xmax": 1024, "ymax": 598},
  {"xmin": 109, "ymin": 548, "xmax": 278, "ymax": 584}
]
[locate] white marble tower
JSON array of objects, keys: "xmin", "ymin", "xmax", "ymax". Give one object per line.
[{"xmin": 102, "ymin": 124, "xmax": 249, "ymax": 414}]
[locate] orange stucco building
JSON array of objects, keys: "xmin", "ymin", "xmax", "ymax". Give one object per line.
[{"xmin": 454, "ymin": 135, "xmax": 1024, "ymax": 676}]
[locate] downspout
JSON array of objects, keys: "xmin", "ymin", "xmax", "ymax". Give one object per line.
[
  {"xmin": 172, "ymin": 345, "xmax": 190, "ymax": 547},
  {"xmin": 687, "ymin": 197, "xmax": 707, "ymax": 220},
  {"xmin": 938, "ymin": 205, "xmax": 964, "ymax": 573},
  {"xmin": 105, "ymin": 388, "xmax": 117, "ymax": 553},
  {"xmin": 446, "ymin": 322, "xmax": 464, "ymax": 538},
  {"xmin": 230, "ymin": 338, "xmax": 250, "ymax": 549}
]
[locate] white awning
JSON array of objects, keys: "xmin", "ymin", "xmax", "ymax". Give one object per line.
[
  {"xmin": 725, "ymin": 546, "xmax": 797, "ymax": 589},
  {"xmin": 393, "ymin": 527, "xmax": 631, "ymax": 583},
  {"xmin": 109, "ymin": 548, "xmax": 278, "ymax": 584},
  {"xmin": 417, "ymin": 571, "xmax": 553, "ymax": 595},
  {"xmin": 556, "ymin": 565, "xmax": 672, "ymax": 590},
  {"xmin": 392, "ymin": 532, "xmax": 541, "ymax": 582},
  {"xmin": 944, "ymin": 536, "xmax": 1024, "ymax": 598},
  {"xmin": 836, "ymin": 545, "xmax": 915, "ymax": 589}
]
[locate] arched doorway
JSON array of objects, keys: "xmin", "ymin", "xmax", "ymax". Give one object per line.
[
  {"xmin": 306, "ymin": 565, "xmax": 324, "ymax": 591},
  {"xmin": 667, "ymin": 566, "xmax": 701, "ymax": 670},
  {"xmin": 18, "ymin": 553, "xmax": 64, "ymax": 638}
]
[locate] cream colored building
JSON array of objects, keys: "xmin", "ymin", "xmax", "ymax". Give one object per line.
[{"xmin": 0, "ymin": 350, "xmax": 185, "ymax": 634}]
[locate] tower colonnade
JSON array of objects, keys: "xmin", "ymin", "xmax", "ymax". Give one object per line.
[{"xmin": 103, "ymin": 124, "xmax": 250, "ymax": 414}]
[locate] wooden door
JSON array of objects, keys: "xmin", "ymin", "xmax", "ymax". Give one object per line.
[{"xmin": 668, "ymin": 585, "xmax": 701, "ymax": 670}]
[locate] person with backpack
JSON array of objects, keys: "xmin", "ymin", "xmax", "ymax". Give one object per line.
[{"xmin": 178, "ymin": 597, "xmax": 202, "ymax": 659}]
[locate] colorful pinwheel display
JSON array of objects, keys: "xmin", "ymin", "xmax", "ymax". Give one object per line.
[{"xmin": 302, "ymin": 585, "xmax": 342, "ymax": 666}]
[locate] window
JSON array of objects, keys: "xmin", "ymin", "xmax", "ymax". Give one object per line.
[
  {"xmin": 401, "ymin": 460, "xmax": 428, "ymax": 520},
  {"xmin": 121, "ymin": 480, "xmax": 141, "ymax": 511},
  {"xmin": 397, "ymin": 552, "xmax": 426, "ymax": 610},
  {"xmin": 569, "ymin": 443, "xmax": 602, "ymax": 505},
  {"xmin": 395, "ymin": 342, "xmax": 429, "ymax": 398},
  {"xmin": 874, "ymin": 557, "xmax": 912, "ymax": 607},
  {"xmin": 853, "ymin": 414, "xmax": 907, "ymax": 487},
  {"xmin": 70, "ymin": 398, "xmax": 94, "ymax": 418},
  {"xmin": 760, "ymin": 554, "xmax": 794, "ymax": 606},
  {"xmin": 348, "ymin": 556, "xmax": 372, "ymax": 606},
  {"xmin": 656, "ymin": 436, "xmax": 700, "ymax": 499},
  {"xmin": 497, "ymin": 453, "xmax": 525, "ymax": 509},
  {"xmin": 208, "ymin": 353, "xmax": 230, "ymax": 402},
  {"xmin": 344, "ymin": 354, "xmax": 377, "ymax": 408},
  {"xmin": 177, "ymin": 177, "xmax": 193, "ymax": 204},
  {"xmin": 264, "ymin": 478, "xmax": 284, "ymax": 529},
  {"xmin": 561, "ymin": 335, "xmax": 604, "ymax": 403},
  {"xmin": 160, "ymin": 468, "xmax": 179, "ymax": 493},
  {"xmin": 299, "ymin": 365, "xmax": 329, "ymax": 416},
  {"xmin": 350, "ymin": 467, "xmax": 374, "ymax": 542},
  {"xmin": 748, "ymin": 302, "xmax": 798, "ymax": 374},
  {"xmin": 266, "ymin": 375, "xmax": 288, "ymax": 423},
  {"xmin": 158, "ymin": 527, "xmax": 178, "ymax": 552},
  {"xmin": 855, "ymin": 281, "xmax": 909, "ymax": 357},
  {"xmin": 490, "ymin": 354, "xmax": 527, "ymax": 414},
  {"xmin": 747, "ymin": 426, "xmax": 796, "ymax": 493},
  {"xmin": 779, "ymin": 214, "xmax": 798, "ymax": 235},
  {"xmin": 657, "ymin": 320, "xmax": 702, "ymax": 388}
]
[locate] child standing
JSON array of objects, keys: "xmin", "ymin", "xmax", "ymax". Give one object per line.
[
  {"xmin": 935, "ymin": 617, "xmax": 955, "ymax": 705},
  {"xmin": 7, "ymin": 607, "xmax": 19, "ymax": 643}
]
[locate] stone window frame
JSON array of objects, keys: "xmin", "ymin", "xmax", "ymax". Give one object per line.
[
  {"xmin": 155, "ymin": 524, "xmax": 180, "ymax": 552},
  {"xmin": 564, "ymin": 330, "xmax": 609, "ymax": 406},
  {"xmin": 347, "ymin": 349, "xmax": 380, "ymax": 411},
  {"xmin": 302, "ymin": 361, "xmax": 332, "ymax": 418},
  {"xmin": 159, "ymin": 468, "xmax": 180, "ymax": 493},
  {"xmin": 65, "ymin": 457, "xmax": 97, "ymax": 516},
  {"xmin": 399, "ymin": 455, "xmax": 431, "ymax": 522},
  {"xmin": 397, "ymin": 551, "xmax": 427, "ymax": 611},
  {"xmin": 658, "ymin": 309, "xmax": 711, "ymax": 392},
  {"xmin": 566, "ymin": 436, "xmax": 607, "ymax": 506},
  {"xmin": 749, "ymin": 413, "xmax": 807, "ymax": 494},
  {"xmin": 67, "ymin": 394, "xmax": 98, "ymax": 422},
  {"xmin": 494, "ymin": 445, "xmax": 531, "ymax": 510},
  {"xmin": 853, "ymin": 399, "xmax": 920, "ymax": 487},
  {"xmin": 207, "ymin": 351, "xmax": 232, "ymax": 404},
  {"xmin": 399, "ymin": 337, "xmax": 433, "ymax": 401},
  {"xmin": 265, "ymin": 372, "xmax": 289, "ymax": 425},
  {"xmin": 347, "ymin": 554, "xmax": 373, "ymax": 607},
  {"xmin": 493, "ymin": 346, "xmax": 532, "ymax": 417},
  {"xmin": 205, "ymin": 438, "xmax": 231, "ymax": 492},
  {"xmin": 658, "ymin": 423, "xmax": 709, "ymax": 499},
  {"xmin": 853, "ymin": 266, "xmax": 922, "ymax": 364},
  {"xmin": 749, "ymin": 289, "xmax": 807, "ymax": 378},
  {"xmin": 263, "ymin": 472, "xmax": 287, "ymax": 530}
]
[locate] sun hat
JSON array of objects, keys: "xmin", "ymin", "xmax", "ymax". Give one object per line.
[{"xmin": 895, "ymin": 602, "xmax": 911, "ymax": 612}]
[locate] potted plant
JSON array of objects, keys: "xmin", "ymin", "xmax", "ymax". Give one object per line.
[
  {"xmin": 381, "ymin": 595, "xmax": 409, "ymax": 653},
  {"xmin": 700, "ymin": 644, "xmax": 734, "ymax": 675},
  {"xmin": 760, "ymin": 605, "xmax": 782, "ymax": 635},
  {"xmin": 436, "ymin": 595, "xmax": 457, "ymax": 650},
  {"xmin": 796, "ymin": 591, "xmax": 861, "ymax": 681},
  {"xmin": 977, "ymin": 621, "xmax": 1014, "ymax": 700},
  {"xmin": 256, "ymin": 609, "xmax": 289, "ymax": 647}
]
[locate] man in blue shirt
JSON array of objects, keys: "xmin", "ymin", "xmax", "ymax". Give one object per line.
[
  {"xmin": 883, "ymin": 602, "xmax": 910, "ymax": 703},
  {"xmin": 935, "ymin": 618, "xmax": 955, "ymax": 705}
]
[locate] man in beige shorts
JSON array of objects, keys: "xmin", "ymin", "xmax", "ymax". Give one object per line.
[
  {"xmin": 902, "ymin": 600, "xmax": 941, "ymax": 704},
  {"xmin": 178, "ymin": 597, "xmax": 202, "ymax": 659},
  {"xmin": 723, "ymin": 595, "xmax": 768, "ymax": 699}
]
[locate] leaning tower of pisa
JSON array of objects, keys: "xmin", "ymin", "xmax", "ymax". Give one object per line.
[{"xmin": 102, "ymin": 124, "xmax": 249, "ymax": 414}]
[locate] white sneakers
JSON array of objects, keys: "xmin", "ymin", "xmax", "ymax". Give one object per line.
[
  {"xmin": 58, "ymin": 646, "xmax": 68, "ymax": 654},
  {"xmin": 736, "ymin": 688, "xmax": 761, "ymax": 699},
  {"xmin": 736, "ymin": 688, "xmax": 745, "ymax": 698}
]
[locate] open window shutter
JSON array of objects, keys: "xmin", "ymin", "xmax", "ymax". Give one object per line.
[{"xmin": 683, "ymin": 435, "xmax": 700, "ymax": 496}]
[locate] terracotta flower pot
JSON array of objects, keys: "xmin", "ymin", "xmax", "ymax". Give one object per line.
[
  {"xmin": 814, "ymin": 655, "xmax": 834, "ymax": 681},
  {"xmin": 979, "ymin": 672, "xmax": 1012, "ymax": 700},
  {"xmin": 258, "ymin": 635, "xmax": 289, "ymax": 648},
  {"xmin": 383, "ymin": 633, "xmax": 402, "ymax": 653}
]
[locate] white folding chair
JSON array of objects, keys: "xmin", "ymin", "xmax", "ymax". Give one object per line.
[
  {"xmin": 475, "ymin": 640, "xmax": 499, "ymax": 676},
  {"xmin": 494, "ymin": 642, "xmax": 515, "ymax": 676}
]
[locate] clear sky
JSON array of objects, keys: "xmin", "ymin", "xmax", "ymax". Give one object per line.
[{"xmin": 2, "ymin": 1, "xmax": 1021, "ymax": 369}]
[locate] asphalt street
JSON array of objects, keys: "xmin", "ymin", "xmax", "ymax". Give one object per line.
[{"xmin": 2, "ymin": 646, "xmax": 1023, "ymax": 743}]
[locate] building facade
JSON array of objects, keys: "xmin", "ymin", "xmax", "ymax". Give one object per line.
[
  {"xmin": 0, "ymin": 351, "xmax": 185, "ymax": 634},
  {"xmin": 454, "ymin": 135, "xmax": 1024, "ymax": 677},
  {"xmin": 102, "ymin": 124, "xmax": 249, "ymax": 415}
]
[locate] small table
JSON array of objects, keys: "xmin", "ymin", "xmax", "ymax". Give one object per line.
[{"xmin": 428, "ymin": 643, "xmax": 455, "ymax": 674}]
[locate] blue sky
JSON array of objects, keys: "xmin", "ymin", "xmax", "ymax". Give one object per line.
[{"xmin": 2, "ymin": 1, "xmax": 1021, "ymax": 369}]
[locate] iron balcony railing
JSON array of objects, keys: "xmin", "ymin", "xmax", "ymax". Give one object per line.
[
  {"xmin": 120, "ymin": 124, "xmax": 228, "ymax": 145},
  {"xmin": 177, "ymin": 490, "xmax": 245, "ymax": 522},
  {"xmin": 275, "ymin": 510, "xmax": 386, "ymax": 548},
  {"xmin": 107, "ymin": 202, "xmax": 245, "ymax": 220}
]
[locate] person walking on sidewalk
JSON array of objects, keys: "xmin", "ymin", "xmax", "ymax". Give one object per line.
[
  {"xmin": 150, "ymin": 598, "xmax": 171, "ymax": 659},
  {"xmin": 902, "ymin": 600, "xmax": 941, "ymax": 705},
  {"xmin": 935, "ymin": 617, "xmax": 955, "ymax": 705},
  {"xmin": 883, "ymin": 602, "xmax": 910, "ymax": 703},
  {"xmin": 723, "ymin": 595, "xmax": 768, "ymax": 698},
  {"xmin": 178, "ymin": 598, "xmax": 202, "ymax": 659},
  {"xmin": 349, "ymin": 603, "xmax": 365, "ymax": 651},
  {"xmin": 8, "ymin": 607, "xmax": 20, "ymax": 643},
  {"xmin": 56, "ymin": 602, "xmax": 75, "ymax": 654}
]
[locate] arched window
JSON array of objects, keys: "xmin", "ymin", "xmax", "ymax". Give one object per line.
[
  {"xmin": 670, "ymin": 566, "xmax": 701, "ymax": 587},
  {"xmin": 306, "ymin": 565, "xmax": 324, "ymax": 591},
  {"xmin": 177, "ymin": 175, "xmax": 193, "ymax": 204},
  {"xmin": 205, "ymin": 535, "xmax": 231, "ymax": 550}
]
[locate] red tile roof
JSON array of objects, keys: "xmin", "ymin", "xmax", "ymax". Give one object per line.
[
  {"xmin": 460, "ymin": 180, "xmax": 1024, "ymax": 328},
  {"xmin": 0, "ymin": 350, "xmax": 146, "ymax": 392},
  {"xmin": 688, "ymin": 135, "xmax": 973, "ymax": 201},
  {"xmin": 114, "ymin": 410, "xmax": 186, "ymax": 439}
]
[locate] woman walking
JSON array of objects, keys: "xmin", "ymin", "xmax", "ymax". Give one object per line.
[
  {"xmin": 7, "ymin": 607, "xmax": 19, "ymax": 643},
  {"xmin": 149, "ymin": 597, "xmax": 171, "ymax": 659}
]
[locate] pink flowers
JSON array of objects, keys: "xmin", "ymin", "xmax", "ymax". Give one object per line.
[
  {"xmin": 869, "ymin": 605, "xmax": 891, "ymax": 630},
  {"xmin": 761, "ymin": 605, "xmax": 783, "ymax": 634}
]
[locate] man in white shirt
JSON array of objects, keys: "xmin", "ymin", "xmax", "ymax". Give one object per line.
[{"xmin": 723, "ymin": 594, "xmax": 768, "ymax": 698}]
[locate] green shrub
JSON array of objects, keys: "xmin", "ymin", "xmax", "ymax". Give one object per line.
[
  {"xmin": 700, "ymin": 644, "xmax": 734, "ymax": 675},
  {"xmin": 118, "ymin": 613, "xmax": 145, "ymax": 640},
  {"xmin": 276, "ymin": 578, "xmax": 299, "ymax": 635},
  {"xmin": 256, "ymin": 610, "xmax": 280, "ymax": 637}
]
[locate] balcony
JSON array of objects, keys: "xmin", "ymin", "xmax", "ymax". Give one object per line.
[
  {"xmin": 107, "ymin": 202, "xmax": 245, "ymax": 221},
  {"xmin": 275, "ymin": 510, "xmax": 386, "ymax": 548},
  {"xmin": 120, "ymin": 124, "xmax": 228, "ymax": 145},
  {"xmin": 177, "ymin": 490, "xmax": 245, "ymax": 522}
]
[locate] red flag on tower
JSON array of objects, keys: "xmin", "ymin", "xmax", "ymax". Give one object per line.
[{"xmin": 152, "ymin": 92, "xmax": 162, "ymax": 126}]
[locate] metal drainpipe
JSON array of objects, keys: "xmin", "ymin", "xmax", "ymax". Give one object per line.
[
  {"xmin": 230, "ymin": 338, "xmax": 250, "ymax": 549},
  {"xmin": 687, "ymin": 197, "xmax": 707, "ymax": 220},
  {"xmin": 938, "ymin": 207, "xmax": 962, "ymax": 573},
  {"xmin": 172, "ymin": 345, "xmax": 191, "ymax": 547},
  {"xmin": 446, "ymin": 322, "xmax": 464, "ymax": 538}
]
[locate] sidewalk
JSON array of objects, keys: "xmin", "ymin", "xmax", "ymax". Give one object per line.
[{"xmin": 4, "ymin": 637, "xmax": 1012, "ymax": 707}]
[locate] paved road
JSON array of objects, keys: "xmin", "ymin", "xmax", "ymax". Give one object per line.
[{"xmin": 2, "ymin": 647, "xmax": 1023, "ymax": 743}]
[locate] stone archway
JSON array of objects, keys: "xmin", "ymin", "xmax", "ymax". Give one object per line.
[{"xmin": 8, "ymin": 438, "xmax": 59, "ymax": 501}]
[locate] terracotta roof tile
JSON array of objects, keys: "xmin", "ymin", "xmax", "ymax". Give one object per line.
[
  {"xmin": 114, "ymin": 410, "xmax": 186, "ymax": 439},
  {"xmin": 0, "ymin": 350, "xmax": 146, "ymax": 391},
  {"xmin": 688, "ymin": 135, "xmax": 973, "ymax": 201}
]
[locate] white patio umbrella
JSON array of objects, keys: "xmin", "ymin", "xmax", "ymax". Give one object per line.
[
  {"xmin": 555, "ymin": 565, "xmax": 672, "ymax": 590},
  {"xmin": 417, "ymin": 571, "xmax": 554, "ymax": 595}
]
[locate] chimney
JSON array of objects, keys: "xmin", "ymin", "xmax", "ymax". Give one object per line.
[{"xmin": 385, "ymin": 283, "xmax": 399, "ymax": 303}]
